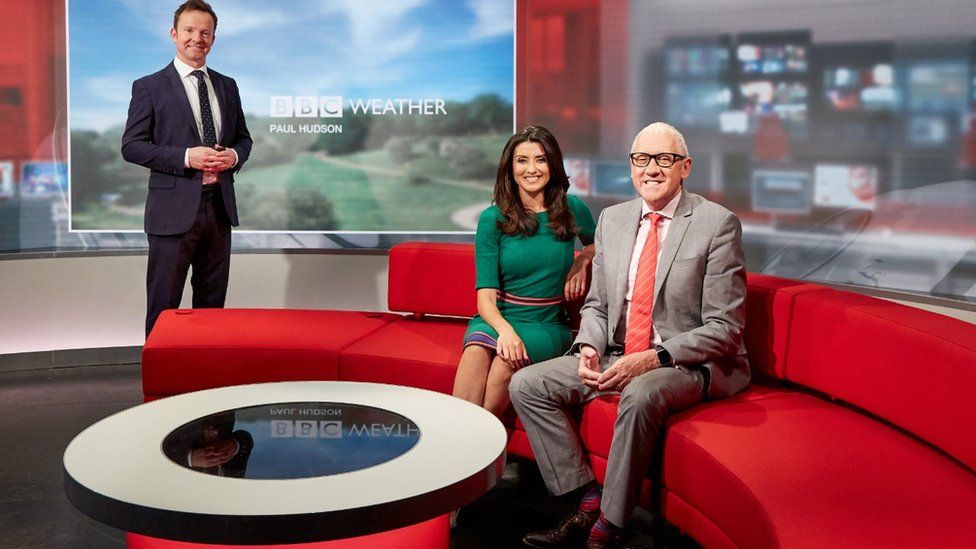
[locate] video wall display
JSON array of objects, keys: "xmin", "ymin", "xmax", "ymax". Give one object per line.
[
  {"xmin": 22, "ymin": 162, "xmax": 68, "ymax": 197},
  {"xmin": 737, "ymin": 80, "xmax": 808, "ymax": 123},
  {"xmin": 564, "ymin": 158, "xmax": 592, "ymax": 196},
  {"xmin": 664, "ymin": 36, "xmax": 733, "ymax": 130},
  {"xmin": 903, "ymin": 60, "xmax": 969, "ymax": 147},
  {"xmin": 0, "ymin": 162, "xmax": 13, "ymax": 199},
  {"xmin": 816, "ymin": 44, "xmax": 899, "ymax": 114},
  {"xmin": 907, "ymin": 61, "xmax": 968, "ymax": 114},
  {"xmin": 666, "ymin": 40, "xmax": 732, "ymax": 77},
  {"xmin": 592, "ymin": 162, "xmax": 636, "ymax": 198},
  {"xmin": 736, "ymin": 42, "xmax": 808, "ymax": 76},
  {"xmin": 666, "ymin": 82, "xmax": 733, "ymax": 130},
  {"xmin": 665, "ymin": 31, "xmax": 812, "ymax": 134},
  {"xmin": 751, "ymin": 169, "xmax": 811, "ymax": 213},
  {"xmin": 653, "ymin": 25, "xmax": 976, "ymax": 302},
  {"xmin": 735, "ymin": 33, "xmax": 810, "ymax": 131},
  {"xmin": 661, "ymin": 33, "xmax": 976, "ymax": 207},
  {"xmin": 823, "ymin": 64, "xmax": 899, "ymax": 112},
  {"xmin": 813, "ymin": 164, "xmax": 879, "ymax": 210},
  {"xmin": 662, "ymin": 33, "xmax": 976, "ymax": 148}
]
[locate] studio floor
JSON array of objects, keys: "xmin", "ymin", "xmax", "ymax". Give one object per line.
[{"xmin": 0, "ymin": 363, "xmax": 695, "ymax": 549}]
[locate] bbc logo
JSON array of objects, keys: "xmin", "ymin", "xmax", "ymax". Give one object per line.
[
  {"xmin": 271, "ymin": 420, "xmax": 342, "ymax": 438},
  {"xmin": 270, "ymin": 96, "xmax": 343, "ymax": 118}
]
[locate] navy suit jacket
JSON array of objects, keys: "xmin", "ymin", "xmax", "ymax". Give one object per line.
[{"xmin": 121, "ymin": 63, "xmax": 252, "ymax": 235}]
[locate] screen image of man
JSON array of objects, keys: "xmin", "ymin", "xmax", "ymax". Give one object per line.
[
  {"xmin": 509, "ymin": 122, "xmax": 749, "ymax": 548},
  {"xmin": 121, "ymin": 0, "xmax": 252, "ymax": 336}
]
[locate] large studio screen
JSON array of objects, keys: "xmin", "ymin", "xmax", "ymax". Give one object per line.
[{"xmin": 66, "ymin": 0, "xmax": 514, "ymax": 233}]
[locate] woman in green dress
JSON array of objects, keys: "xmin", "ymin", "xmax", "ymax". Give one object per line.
[{"xmin": 452, "ymin": 125, "xmax": 595, "ymax": 418}]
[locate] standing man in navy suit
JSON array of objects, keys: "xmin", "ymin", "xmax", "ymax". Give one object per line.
[{"xmin": 122, "ymin": 0, "xmax": 252, "ymax": 336}]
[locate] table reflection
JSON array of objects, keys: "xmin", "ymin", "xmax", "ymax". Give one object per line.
[
  {"xmin": 162, "ymin": 411, "xmax": 254, "ymax": 478},
  {"xmin": 162, "ymin": 402, "xmax": 422, "ymax": 479}
]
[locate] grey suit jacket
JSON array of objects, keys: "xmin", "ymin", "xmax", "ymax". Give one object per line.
[{"xmin": 573, "ymin": 189, "xmax": 750, "ymax": 400}]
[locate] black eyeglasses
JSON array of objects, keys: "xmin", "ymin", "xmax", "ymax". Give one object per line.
[{"xmin": 629, "ymin": 152, "xmax": 686, "ymax": 169}]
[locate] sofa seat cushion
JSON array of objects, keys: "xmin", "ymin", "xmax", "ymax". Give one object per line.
[
  {"xmin": 579, "ymin": 395, "xmax": 620, "ymax": 459},
  {"xmin": 143, "ymin": 309, "xmax": 396, "ymax": 398},
  {"xmin": 338, "ymin": 316, "xmax": 468, "ymax": 395},
  {"xmin": 662, "ymin": 384, "xmax": 976, "ymax": 549}
]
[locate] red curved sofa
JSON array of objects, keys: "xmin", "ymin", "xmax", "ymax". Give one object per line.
[{"xmin": 143, "ymin": 242, "xmax": 976, "ymax": 548}]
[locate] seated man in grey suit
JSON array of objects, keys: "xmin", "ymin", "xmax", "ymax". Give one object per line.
[{"xmin": 510, "ymin": 122, "xmax": 749, "ymax": 549}]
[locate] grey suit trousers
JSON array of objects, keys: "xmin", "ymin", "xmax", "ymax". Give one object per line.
[{"xmin": 510, "ymin": 355, "xmax": 704, "ymax": 526}]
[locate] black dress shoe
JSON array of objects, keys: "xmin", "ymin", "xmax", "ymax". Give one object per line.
[{"xmin": 523, "ymin": 510, "xmax": 598, "ymax": 548}]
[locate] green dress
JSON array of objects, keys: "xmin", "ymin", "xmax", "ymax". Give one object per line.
[{"xmin": 463, "ymin": 195, "xmax": 596, "ymax": 367}]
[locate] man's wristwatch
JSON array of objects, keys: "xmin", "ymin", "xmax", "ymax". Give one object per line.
[{"xmin": 656, "ymin": 345, "xmax": 674, "ymax": 368}]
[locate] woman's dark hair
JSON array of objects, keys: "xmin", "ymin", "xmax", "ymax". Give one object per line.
[{"xmin": 494, "ymin": 125, "xmax": 577, "ymax": 240}]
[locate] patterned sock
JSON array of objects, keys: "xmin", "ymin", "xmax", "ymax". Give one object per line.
[
  {"xmin": 578, "ymin": 483, "xmax": 602, "ymax": 514},
  {"xmin": 588, "ymin": 514, "xmax": 622, "ymax": 544}
]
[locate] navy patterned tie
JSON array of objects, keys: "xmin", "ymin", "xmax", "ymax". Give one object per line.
[{"xmin": 191, "ymin": 70, "xmax": 217, "ymax": 147}]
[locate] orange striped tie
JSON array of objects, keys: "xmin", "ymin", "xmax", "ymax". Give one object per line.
[{"xmin": 624, "ymin": 213, "xmax": 662, "ymax": 355}]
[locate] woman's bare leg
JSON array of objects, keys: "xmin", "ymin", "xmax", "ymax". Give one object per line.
[
  {"xmin": 483, "ymin": 356, "xmax": 516, "ymax": 418},
  {"xmin": 452, "ymin": 345, "xmax": 493, "ymax": 405}
]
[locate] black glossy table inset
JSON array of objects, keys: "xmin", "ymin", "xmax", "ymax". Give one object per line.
[{"xmin": 162, "ymin": 402, "xmax": 421, "ymax": 479}]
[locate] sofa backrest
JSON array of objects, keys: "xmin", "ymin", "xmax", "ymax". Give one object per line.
[
  {"xmin": 784, "ymin": 289, "xmax": 976, "ymax": 472},
  {"xmin": 388, "ymin": 243, "xmax": 478, "ymax": 318},
  {"xmin": 743, "ymin": 274, "xmax": 823, "ymax": 380},
  {"xmin": 388, "ymin": 242, "xmax": 588, "ymax": 324}
]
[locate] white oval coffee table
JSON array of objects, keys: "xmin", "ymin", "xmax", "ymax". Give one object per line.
[{"xmin": 64, "ymin": 381, "xmax": 507, "ymax": 547}]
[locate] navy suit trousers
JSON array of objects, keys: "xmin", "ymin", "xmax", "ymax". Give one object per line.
[{"xmin": 146, "ymin": 185, "xmax": 231, "ymax": 336}]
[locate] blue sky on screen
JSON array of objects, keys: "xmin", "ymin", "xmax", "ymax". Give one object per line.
[{"xmin": 69, "ymin": 0, "xmax": 514, "ymax": 131}]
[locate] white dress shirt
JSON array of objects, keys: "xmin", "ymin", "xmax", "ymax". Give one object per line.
[
  {"xmin": 173, "ymin": 57, "xmax": 237, "ymax": 176},
  {"xmin": 173, "ymin": 56, "xmax": 223, "ymax": 144}
]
